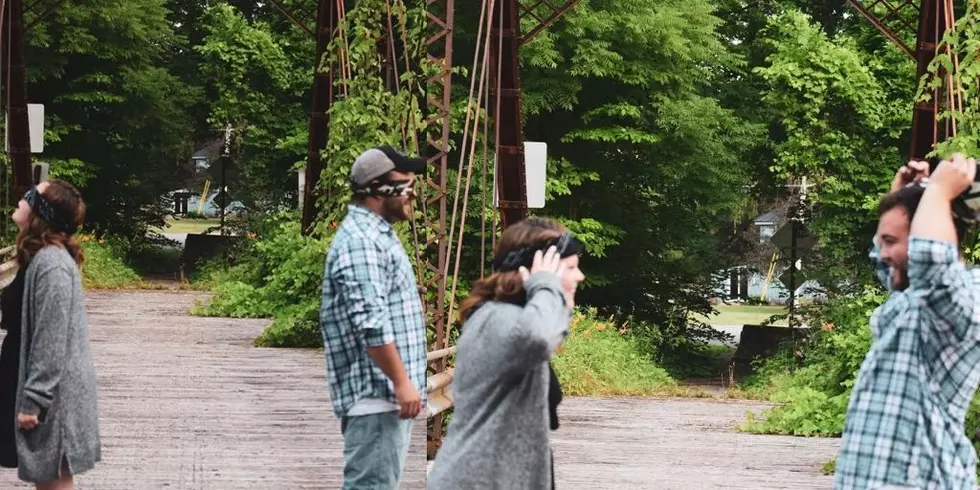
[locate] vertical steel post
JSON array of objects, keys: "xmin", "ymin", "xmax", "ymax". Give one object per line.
[
  {"xmin": 423, "ymin": 0, "xmax": 454, "ymax": 457},
  {"xmin": 300, "ymin": 0, "xmax": 339, "ymax": 233},
  {"xmin": 5, "ymin": 0, "xmax": 31, "ymax": 205},
  {"xmin": 490, "ymin": 0, "xmax": 528, "ymax": 230},
  {"xmin": 909, "ymin": 0, "xmax": 948, "ymax": 160}
]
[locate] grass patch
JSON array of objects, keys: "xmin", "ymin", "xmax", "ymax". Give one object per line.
[
  {"xmin": 155, "ymin": 217, "xmax": 222, "ymax": 235},
  {"xmin": 79, "ymin": 236, "xmax": 143, "ymax": 289},
  {"xmin": 552, "ymin": 309, "xmax": 675, "ymax": 396},
  {"xmin": 822, "ymin": 458, "xmax": 836, "ymax": 475},
  {"xmin": 692, "ymin": 304, "xmax": 788, "ymax": 326}
]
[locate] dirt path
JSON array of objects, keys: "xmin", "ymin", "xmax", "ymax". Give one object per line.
[{"xmin": 0, "ymin": 291, "xmax": 426, "ymax": 489}]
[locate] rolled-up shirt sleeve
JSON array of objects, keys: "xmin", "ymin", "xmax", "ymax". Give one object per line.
[
  {"xmin": 334, "ymin": 242, "xmax": 394, "ymax": 347},
  {"xmin": 908, "ymin": 237, "xmax": 978, "ymax": 341}
]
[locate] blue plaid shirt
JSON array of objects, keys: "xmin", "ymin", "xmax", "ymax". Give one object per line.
[
  {"xmin": 319, "ymin": 205, "xmax": 427, "ymax": 418},
  {"xmin": 834, "ymin": 237, "xmax": 980, "ymax": 489}
]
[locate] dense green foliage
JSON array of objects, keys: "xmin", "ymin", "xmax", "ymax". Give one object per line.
[
  {"xmin": 738, "ymin": 1, "xmax": 980, "ymax": 461},
  {"xmin": 552, "ymin": 310, "xmax": 675, "ymax": 395},
  {"xmin": 78, "ymin": 236, "xmax": 144, "ymax": 289},
  {"xmin": 28, "ymin": 0, "xmax": 199, "ymax": 237},
  {"xmin": 22, "ymin": 0, "xmax": 980, "ymax": 426},
  {"xmin": 740, "ymin": 289, "xmax": 881, "ymax": 436},
  {"xmin": 192, "ymin": 212, "xmax": 327, "ymax": 347}
]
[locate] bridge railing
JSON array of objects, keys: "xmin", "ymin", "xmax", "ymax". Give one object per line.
[
  {"xmin": 0, "ymin": 246, "xmax": 17, "ymax": 288},
  {"xmin": 425, "ymin": 346, "xmax": 455, "ymax": 419}
]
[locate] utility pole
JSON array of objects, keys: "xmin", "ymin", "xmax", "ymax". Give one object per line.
[{"xmin": 220, "ymin": 125, "xmax": 232, "ymax": 236}]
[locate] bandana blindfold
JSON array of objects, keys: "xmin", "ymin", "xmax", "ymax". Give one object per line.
[
  {"xmin": 491, "ymin": 232, "xmax": 583, "ymax": 272},
  {"xmin": 351, "ymin": 178, "xmax": 414, "ymax": 198},
  {"xmin": 24, "ymin": 186, "xmax": 77, "ymax": 234}
]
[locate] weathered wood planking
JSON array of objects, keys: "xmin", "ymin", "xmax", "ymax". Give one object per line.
[
  {"xmin": 552, "ymin": 397, "xmax": 840, "ymax": 489},
  {"xmin": 0, "ymin": 291, "xmax": 427, "ymax": 489}
]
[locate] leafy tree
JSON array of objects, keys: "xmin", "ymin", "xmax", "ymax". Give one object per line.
[
  {"xmin": 194, "ymin": 2, "xmax": 314, "ymax": 208},
  {"xmin": 754, "ymin": 9, "xmax": 914, "ymax": 285},
  {"xmin": 507, "ymin": 0, "xmax": 764, "ymax": 358},
  {"xmin": 24, "ymin": 0, "xmax": 198, "ymax": 236}
]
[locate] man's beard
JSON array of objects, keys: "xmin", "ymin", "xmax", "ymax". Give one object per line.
[
  {"xmin": 891, "ymin": 267, "xmax": 909, "ymax": 291},
  {"xmin": 381, "ymin": 196, "xmax": 411, "ymax": 223}
]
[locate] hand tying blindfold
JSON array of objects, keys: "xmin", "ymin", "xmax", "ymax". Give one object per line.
[{"xmin": 491, "ymin": 232, "xmax": 583, "ymax": 272}]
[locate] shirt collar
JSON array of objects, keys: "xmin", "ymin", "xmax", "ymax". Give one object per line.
[{"xmin": 348, "ymin": 204, "xmax": 393, "ymax": 234}]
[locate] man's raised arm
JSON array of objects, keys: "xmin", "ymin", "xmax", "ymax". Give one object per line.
[
  {"xmin": 910, "ymin": 154, "xmax": 975, "ymax": 245},
  {"xmin": 908, "ymin": 153, "xmax": 977, "ymax": 341}
]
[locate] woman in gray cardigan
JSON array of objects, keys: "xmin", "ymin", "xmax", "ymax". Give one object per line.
[
  {"xmin": 428, "ymin": 218, "xmax": 585, "ymax": 490},
  {"xmin": 10, "ymin": 179, "xmax": 100, "ymax": 489}
]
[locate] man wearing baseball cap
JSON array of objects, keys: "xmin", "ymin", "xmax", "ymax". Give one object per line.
[{"xmin": 319, "ymin": 145, "xmax": 428, "ymax": 489}]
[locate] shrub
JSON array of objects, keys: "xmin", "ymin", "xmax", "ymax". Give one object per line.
[
  {"xmin": 552, "ymin": 309, "xmax": 675, "ymax": 396},
  {"xmin": 78, "ymin": 235, "xmax": 143, "ymax": 289},
  {"xmin": 739, "ymin": 288, "xmax": 882, "ymax": 436},
  {"xmin": 191, "ymin": 211, "xmax": 329, "ymax": 347}
]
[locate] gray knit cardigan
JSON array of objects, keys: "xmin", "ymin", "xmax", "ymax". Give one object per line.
[{"xmin": 15, "ymin": 246, "xmax": 101, "ymax": 482}]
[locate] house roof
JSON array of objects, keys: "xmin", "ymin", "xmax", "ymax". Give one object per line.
[
  {"xmin": 754, "ymin": 209, "xmax": 780, "ymax": 224},
  {"xmin": 192, "ymin": 139, "xmax": 223, "ymax": 160}
]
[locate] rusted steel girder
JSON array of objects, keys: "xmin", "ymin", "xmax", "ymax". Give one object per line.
[
  {"xmin": 846, "ymin": 0, "xmax": 951, "ymax": 160},
  {"xmin": 423, "ymin": 0, "xmax": 454, "ymax": 457},
  {"xmin": 23, "ymin": 0, "xmax": 71, "ymax": 34},
  {"xmin": 519, "ymin": 0, "xmax": 579, "ymax": 44},
  {"xmin": 268, "ymin": 0, "xmax": 316, "ymax": 39},
  {"xmin": 490, "ymin": 0, "xmax": 528, "ymax": 230},
  {"xmin": 490, "ymin": 0, "xmax": 580, "ymax": 230},
  {"xmin": 5, "ymin": 0, "xmax": 32, "ymax": 204},
  {"xmin": 845, "ymin": 0, "xmax": 918, "ymax": 58},
  {"xmin": 909, "ymin": 0, "xmax": 949, "ymax": 160},
  {"xmin": 300, "ymin": 0, "xmax": 340, "ymax": 233}
]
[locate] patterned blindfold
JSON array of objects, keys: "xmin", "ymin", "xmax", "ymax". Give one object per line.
[
  {"xmin": 906, "ymin": 179, "xmax": 980, "ymax": 226},
  {"xmin": 491, "ymin": 232, "xmax": 584, "ymax": 272},
  {"xmin": 351, "ymin": 178, "xmax": 414, "ymax": 198},
  {"xmin": 24, "ymin": 186, "xmax": 77, "ymax": 234}
]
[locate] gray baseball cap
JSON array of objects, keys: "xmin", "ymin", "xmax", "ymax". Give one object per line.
[{"xmin": 349, "ymin": 146, "xmax": 427, "ymax": 187}]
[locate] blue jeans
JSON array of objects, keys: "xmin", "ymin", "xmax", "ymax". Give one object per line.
[{"xmin": 341, "ymin": 412, "xmax": 413, "ymax": 490}]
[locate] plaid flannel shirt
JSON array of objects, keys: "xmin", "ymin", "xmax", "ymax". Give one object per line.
[
  {"xmin": 834, "ymin": 237, "xmax": 980, "ymax": 489},
  {"xmin": 319, "ymin": 205, "xmax": 427, "ymax": 418}
]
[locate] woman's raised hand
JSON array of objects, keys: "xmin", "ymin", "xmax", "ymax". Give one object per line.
[{"xmin": 519, "ymin": 246, "xmax": 566, "ymax": 281}]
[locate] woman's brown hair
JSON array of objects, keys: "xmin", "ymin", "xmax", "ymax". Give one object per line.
[
  {"xmin": 458, "ymin": 217, "xmax": 567, "ymax": 322},
  {"xmin": 16, "ymin": 179, "xmax": 86, "ymax": 267}
]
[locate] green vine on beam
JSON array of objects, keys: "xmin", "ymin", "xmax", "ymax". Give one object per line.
[{"xmin": 921, "ymin": 0, "xmax": 980, "ymax": 157}]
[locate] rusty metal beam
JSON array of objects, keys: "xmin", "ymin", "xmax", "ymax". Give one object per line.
[
  {"xmin": 423, "ymin": 0, "xmax": 453, "ymax": 458},
  {"xmin": 23, "ymin": 0, "xmax": 70, "ymax": 34},
  {"xmin": 845, "ymin": 0, "xmax": 916, "ymax": 58},
  {"xmin": 850, "ymin": 0, "xmax": 957, "ymax": 160},
  {"xmin": 300, "ymin": 0, "xmax": 339, "ymax": 232},
  {"xmin": 909, "ymin": 0, "xmax": 947, "ymax": 160},
  {"xmin": 492, "ymin": 0, "xmax": 529, "ymax": 229},
  {"xmin": 6, "ymin": 0, "xmax": 32, "ymax": 204},
  {"xmin": 268, "ymin": 0, "xmax": 315, "ymax": 40},
  {"xmin": 519, "ymin": 0, "xmax": 579, "ymax": 44}
]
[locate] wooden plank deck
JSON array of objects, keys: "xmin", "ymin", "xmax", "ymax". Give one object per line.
[
  {"xmin": 553, "ymin": 397, "xmax": 840, "ymax": 489},
  {"xmin": 0, "ymin": 291, "xmax": 427, "ymax": 489}
]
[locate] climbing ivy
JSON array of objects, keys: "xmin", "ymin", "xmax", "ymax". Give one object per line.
[{"xmin": 924, "ymin": 0, "xmax": 980, "ymax": 157}]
